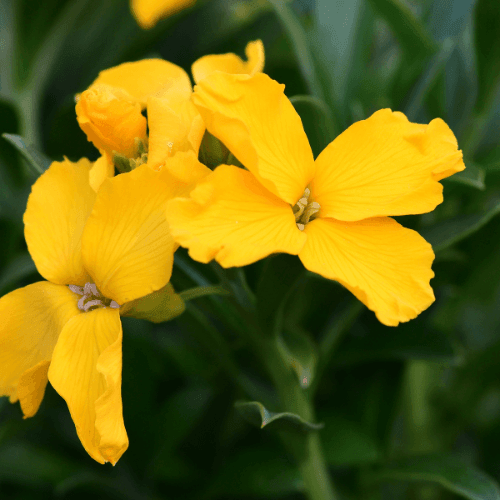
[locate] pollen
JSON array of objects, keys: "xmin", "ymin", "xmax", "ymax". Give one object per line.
[
  {"xmin": 69, "ymin": 283, "xmax": 120, "ymax": 312},
  {"xmin": 292, "ymin": 188, "xmax": 320, "ymax": 231}
]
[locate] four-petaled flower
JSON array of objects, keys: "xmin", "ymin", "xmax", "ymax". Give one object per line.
[
  {"xmin": 167, "ymin": 72, "xmax": 465, "ymax": 326},
  {"xmin": 0, "ymin": 153, "xmax": 209, "ymax": 464}
]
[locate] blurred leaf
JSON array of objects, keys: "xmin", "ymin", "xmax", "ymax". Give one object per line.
[
  {"xmin": 256, "ymin": 254, "xmax": 305, "ymax": 335},
  {"xmin": 427, "ymin": 0, "xmax": 478, "ymax": 41},
  {"xmin": 267, "ymin": 0, "xmax": 326, "ymax": 103},
  {"xmin": 0, "ymin": 252, "xmax": 37, "ymax": 293},
  {"xmin": 475, "ymin": 0, "xmax": 500, "ymax": 111},
  {"xmin": 367, "ymin": 454, "xmax": 500, "ymax": 500},
  {"xmin": 204, "ymin": 445, "xmax": 303, "ymax": 499},
  {"xmin": 321, "ymin": 413, "xmax": 380, "ymax": 466},
  {"xmin": 404, "ymin": 37, "xmax": 456, "ymax": 119},
  {"xmin": 312, "ymin": 0, "xmax": 373, "ymax": 120},
  {"xmin": 422, "ymin": 198, "xmax": 500, "ymax": 252},
  {"xmin": 444, "ymin": 162, "xmax": 485, "ymax": 190},
  {"xmin": 277, "ymin": 327, "xmax": 318, "ymax": 389},
  {"xmin": 333, "ymin": 322, "xmax": 456, "ymax": 366},
  {"xmin": 367, "ymin": 0, "xmax": 435, "ymax": 58},
  {"xmin": 290, "ymin": 94, "xmax": 336, "ymax": 157},
  {"xmin": 0, "ymin": 442, "xmax": 76, "ymax": 487},
  {"xmin": 2, "ymin": 133, "xmax": 51, "ymax": 175},
  {"xmin": 235, "ymin": 401, "xmax": 324, "ymax": 432}
]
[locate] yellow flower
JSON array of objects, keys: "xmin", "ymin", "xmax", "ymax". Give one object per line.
[
  {"xmin": 75, "ymin": 41, "xmax": 265, "ymax": 172},
  {"xmin": 130, "ymin": 0, "xmax": 196, "ymax": 29},
  {"xmin": 0, "ymin": 153, "xmax": 209, "ymax": 464},
  {"xmin": 167, "ymin": 73, "xmax": 466, "ymax": 326}
]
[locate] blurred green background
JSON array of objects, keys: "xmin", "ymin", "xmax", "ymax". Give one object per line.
[{"xmin": 2, "ymin": 0, "xmax": 500, "ymax": 498}]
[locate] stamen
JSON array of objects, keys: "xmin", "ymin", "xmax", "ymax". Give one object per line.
[
  {"xmin": 78, "ymin": 296, "xmax": 86, "ymax": 311},
  {"xmin": 292, "ymin": 188, "xmax": 321, "ymax": 230},
  {"xmin": 83, "ymin": 299, "xmax": 103, "ymax": 312},
  {"xmin": 110, "ymin": 300, "xmax": 120, "ymax": 309},
  {"xmin": 69, "ymin": 285, "xmax": 84, "ymax": 295}
]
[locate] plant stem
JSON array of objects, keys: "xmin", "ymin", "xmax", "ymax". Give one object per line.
[{"xmin": 260, "ymin": 336, "xmax": 338, "ymax": 500}]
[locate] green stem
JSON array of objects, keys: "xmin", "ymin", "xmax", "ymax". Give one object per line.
[
  {"xmin": 179, "ymin": 284, "xmax": 229, "ymax": 302},
  {"xmin": 260, "ymin": 337, "xmax": 338, "ymax": 500}
]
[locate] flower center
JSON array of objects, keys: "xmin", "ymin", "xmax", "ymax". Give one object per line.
[
  {"xmin": 292, "ymin": 188, "xmax": 320, "ymax": 231},
  {"xmin": 69, "ymin": 283, "xmax": 120, "ymax": 312}
]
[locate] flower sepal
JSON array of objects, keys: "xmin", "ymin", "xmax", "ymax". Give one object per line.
[{"xmin": 120, "ymin": 283, "xmax": 185, "ymax": 323}]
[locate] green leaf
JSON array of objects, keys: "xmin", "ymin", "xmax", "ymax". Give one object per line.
[
  {"xmin": 367, "ymin": 454, "xmax": 500, "ymax": 500},
  {"xmin": 321, "ymin": 413, "xmax": 380, "ymax": 466},
  {"xmin": 0, "ymin": 252, "xmax": 37, "ymax": 293},
  {"xmin": 444, "ymin": 162, "xmax": 485, "ymax": 190},
  {"xmin": 475, "ymin": 0, "xmax": 500, "ymax": 111},
  {"xmin": 267, "ymin": 0, "xmax": 326, "ymax": 104},
  {"xmin": 333, "ymin": 321, "xmax": 456, "ymax": 366},
  {"xmin": 256, "ymin": 254, "xmax": 305, "ymax": 335},
  {"xmin": 277, "ymin": 327, "xmax": 318, "ymax": 389},
  {"xmin": 404, "ymin": 38, "xmax": 456, "ymax": 119},
  {"xmin": 204, "ymin": 446, "xmax": 303, "ymax": 499},
  {"xmin": 427, "ymin": 0, "xmax": 478, "ymax": 41},
  {"xmin": 2, "ymin": 133, "xmax": 51, "ymax": 176},
  {"xmin": 421, "ymin": 198, "xmax": 500, "ymax": 252},
  {"xmin": 367, "ymin": 0, "xmax": 436, "ymax": 58},
  {"xmin": 235, "ymin": 401, "xmax": 324, "ymax": 433},
  {"xmin": 290, "ymin": 95, "xmax": 336, "ymax": 157}
]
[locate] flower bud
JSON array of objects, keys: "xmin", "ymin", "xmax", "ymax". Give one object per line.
[{"xmin": 76, "ymin": 84, "xmax": 147, "ymax": 159}]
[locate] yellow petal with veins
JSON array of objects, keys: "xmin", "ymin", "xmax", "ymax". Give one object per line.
[
  {"xmin": 147, "ymin": 93, "xmax": 205, "ymax": 170},
  {"xmin": 311, "ymin": 109, "xmax": 465, "ymax": 221},
  {"xmin": 130, "ymin": 0, "xmax": 196, "ymax": 29},
  {"xmin": 24, "ymin": 158, "xmax": 96, "ymax": 286},
  {"xmin": 76, "ymin": 84, "xmax": 147, "ymax": 159},
  {"xmin": 82, "ymin": 164, "xmax": 196, "ymax": 304},
  {"xmin": 89, "ymin": 154, "xmax": 115, "ymax": 192},
  {"xmin": 88, "ymin": 59, "xmax": 192, "ymax": 108},
  {"xmin": 192, "ymin": 40, "xmax": 265, "ymax": 83},
  {"xmin": 167, "ymin": 164, "xmax": 306, "ymax": 267},
  {"xmin": 299, "ymin": 217, "xmax": 435, "ymax": 326},
  {"xmin": 192, "ymin": 72, "xmax": 315, "ymax": 205},
  {"xmin": 0, "ymin": 282, "xmax": 80, "ymax": 416},
  {"xmin": 48, "ymin": 307, "xmax": 128, "ymax": 465}
]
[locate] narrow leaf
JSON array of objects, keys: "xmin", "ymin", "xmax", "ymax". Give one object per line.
[
  {"xmin": 367, "ymin": 0, "xmax": 435, "ymax": 58},
  {"xmin": 367, "ymin": 454, "xmax": 500, "ymax": 500},
  {"xmin": 235, "ymin": 401, "xmax": 323, "ymax": 433},
  {"xmin": 422, "ymin": 198, "xmax": 500, "ymax": 252},
  {"xmin": 2, "ymin": 133, "xmax": 51, "ymax": 176},
  {"xmin": 444, "ymin": 162, "xmax": 485, "ymax": 190}
]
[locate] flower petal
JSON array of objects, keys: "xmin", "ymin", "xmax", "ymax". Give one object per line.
[
  {"xmin": 130, "ymin": 0, "xmax": 196, "ymax": 29},
  {"xmin": 89, "ymin": 154, "xmax": 115, "ymax": 193},
  {"xmin": 0, "ymin": 282, "xmax": 80, "ymax": 416},
  {"xmin": 192, "ymin": 40, "xmax": 265, "ymax": 84},
  {"xmin": 24, "ymin": 158, "xmax": 97, "ymax": 286},
  {"xmin": 48, "ymin": 307, "xmax": 127, "ymax": 465},
  {"xmin": 88, "ymin": 59, "xmax": 192, "ymax": 108},
  {"xmin": 76, "ymin": 84, "xmax": 147, "ymax": 159},
  {"xmin": 167, "ymin": 164, "xmax": 306, "ymax": 267},
  {"xmin": 192, "ymin": 72, "xmax": 315, "ymax": 204},
  {"xmin": 82, "ymin": 164, "xmax": 191, "ymax": 304},
  {"xmin": 299, "ymin": 217, "xmax": 435, "ymax": 326},
  {"xmin": 147, "ymin": 93, "xmax": 205, "ymax": 170},
  {"xmin": 311, "ymin": 109, "xmax": 465, "ymax": 221}
]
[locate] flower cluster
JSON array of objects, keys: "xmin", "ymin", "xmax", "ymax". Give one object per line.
[{"xmin": 0, "ymin": 39, "xmax": 465, "ymax": 465}]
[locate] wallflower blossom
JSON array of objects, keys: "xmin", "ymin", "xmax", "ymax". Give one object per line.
[
  {"xmin": 130, "ymin": 0, "xmax": 196, "ymax": 29},
  {"xmin": 0, "ymin": 153, "xmax": 209, "ymax": 464},
  {"xmin": 75, "ymin": 40, "xmax": 264, "ymax": 173},
  {"xmin": 167, "ymin": 73, "xmax": 466, "ymax": 326}
]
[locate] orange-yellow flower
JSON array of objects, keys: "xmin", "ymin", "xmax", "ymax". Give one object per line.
[
  {"xmin": 75, "ymin": 41, "xmax": 265, "ymax": 172},
  {"xmin": 130, "ymin": 0, "xmax": 196, "ymax": 29},
  {"xmin": 0, "ymin": 153, "xmax": 209, "ymax": 464},
  {"xmin": 167, "ymin": 73, "xmax": 466, "ymax": 326}
]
